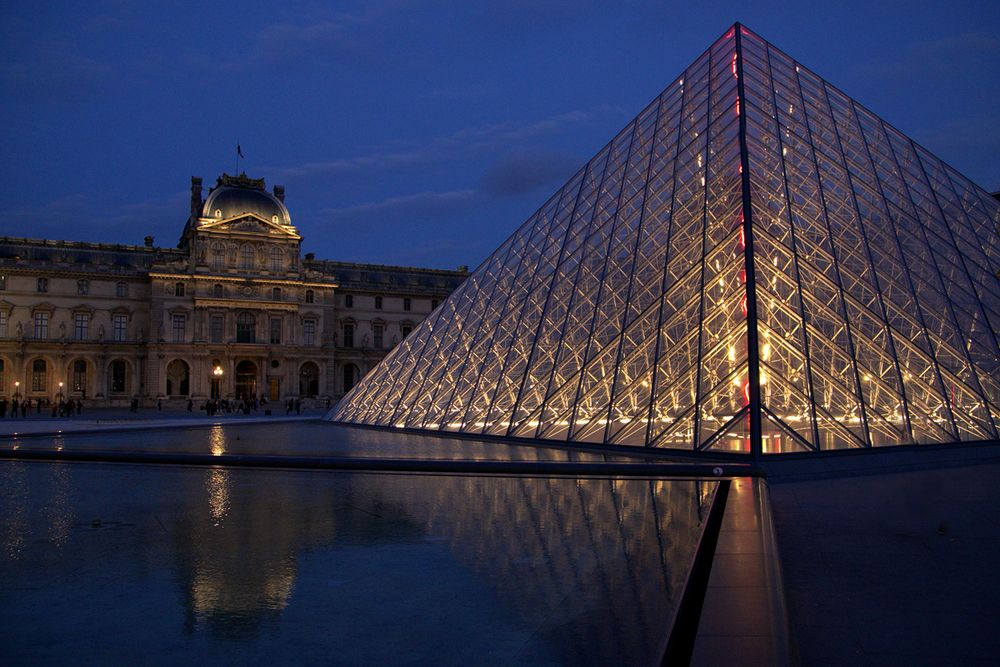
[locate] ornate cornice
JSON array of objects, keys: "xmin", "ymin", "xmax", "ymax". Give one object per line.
[
  {"xmin": 194, "ymin": 298, "xmax": 299, "ymax": 312},
  {"xmin": 149, "ymin": 272, "xmax": 336, "ymax": 288}
]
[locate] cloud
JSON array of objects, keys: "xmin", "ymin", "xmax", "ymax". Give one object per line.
[
  {"xmin": 0, "ymin": 190, "xmax": 187, "ymax": 245},
  {"xmin": 321, "ymin": 189, "xmax": 478, "ymax": 219},
  {"xmin": 0, "ymin": 45, "xmax": 113, "ymax": 102},
  {"xmin": 479, "ymin": 151, "xmax": 582, "ymax": 196},
  {"xmin": 854, "ymin": 32, "xmax": 1000, "ymax": 82},
  {"xmin": 269, "ymin": 104, "xmax": 623, "ymax": 181}
]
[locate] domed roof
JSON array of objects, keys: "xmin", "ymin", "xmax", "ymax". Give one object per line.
[{"xmin": 202, "ymin": 173, "xmax": 291, "ymax": 225}]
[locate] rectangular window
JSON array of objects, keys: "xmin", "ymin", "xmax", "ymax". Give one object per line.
[
  {"xmin": 305, "ymin": 289, "xmax": 315, "ymax": 303},
  {"xmin": 34, "ymin": 312, "xmax": 48, "ymax": 339},
  {"xmin": 403, "ymin": 298, "xmax": 411, "ymax": 311},
  {"xmin": 175, "ymin": 283, "xmax": 185, "ymax": 297},
  {"xmin": 210, "ymin": 314, "xmax": 224, "ymax": 343},
  {"xmin": 116, "ymin": 282, "xmax": 128, "ymax": 297},
  {"xmin": 0, "ymin": 311, "xmax": 7, "ymax": 337},
  {"xmin": 373, "ymin": 323, "xmax": 384, "ymax": 349},
  {"xmin": 270, "ymin": 317, "xmax": 282, "ymax": 344},
  {"xmin": 236, "ymin": 314, "xmax": 255, "ymax": 343},
  {"xmin": 37, "ymin": 277, "xmax": 48, "ymax": 293},
  {"xmin": 343, "ymin": 323, "xmax": 354, "ymax": 348},
  {"xmin": 172, "ymin": 314, "xmax": 186, "ymax": 342},
  {"xmin": 401, "ymin": 324, "xmax": 412, "ymax": 338},
  {"xmin": 32, "ymin": 361, "xmax": 46, "ymax": 392},
  {"xmin": 77, "ymin": 280, "xmax": 89, "ymax": 295},
  {"xmin": 113, "ymin": 314, "xmax": 127, "ymax": 342},
  {"xmin": 345, "ymin": 294, "xmax": 353, "ymax": 308},
  {"xmin": 375, "ymin": 296, "xmax": 382, "ymax": 309},
  {"xmin": 303, "ymin": 320, "xmax": 316, "ymax": 345},
  {"xmin": 432, "ymin": 299, "xmax": 439, "ymax": 310},
  {"xmin": 72, "ymin": 361, "xmax": 86, "ymax": 392},
  {"xmin": 74, "ymin": 313, "xmax": 89, "ymax": 340},
  {"xmin": 0, "ymin": 275, "xmax": 6, "ymax": 290}
]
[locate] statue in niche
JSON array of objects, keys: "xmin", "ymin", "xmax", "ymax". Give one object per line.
[
  {"xmin": 59, "ymin": 321, "xmax": 66, "ymax": 339},
  {"xmin": 16, "ymin": 321, "xmax": 23, "ymax": 338}
]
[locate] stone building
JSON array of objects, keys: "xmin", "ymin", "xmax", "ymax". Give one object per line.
[{"xmin": 0, "ymin": 173, "xmax": 467, "ymax": 407}]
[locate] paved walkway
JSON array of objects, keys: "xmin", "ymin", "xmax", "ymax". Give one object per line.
[
  {"xmin": 0, "ymin": 406, "xmax": 327, "ymax": 437},
  {"xmin": 769, "ymin": 461, "xmax": 1000, "ymax": 665}
]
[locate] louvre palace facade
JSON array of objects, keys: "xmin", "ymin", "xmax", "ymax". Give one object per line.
[{"xmin": 0, "ymin": 173, "xmax": 468, "ymax": 407}]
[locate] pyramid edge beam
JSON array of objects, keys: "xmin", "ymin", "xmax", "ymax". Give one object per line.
[{"xmin": 734, "ymin": 23, "xmax": 765, "ymax": 458}]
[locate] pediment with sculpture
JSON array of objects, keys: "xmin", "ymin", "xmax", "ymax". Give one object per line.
[{"xmin": 198, "ymin": 213, "xmax": 301, "ymax": 240}]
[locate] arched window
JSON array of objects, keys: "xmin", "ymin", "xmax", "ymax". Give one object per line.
[
  {"xmin": 236, "ymin": 312, "xmax": 255, "ymax": 343},
  {"xmin": 32, "ymin": 359, "xmax": 47, "ymax": 392},
  {"xmin": 270, "ymin": 247, "xmax": 283, "ymax": 272},
  {"xmin": 271, "ymin": 287, "xmax": 282, "ymax": 301},
  {"xmin": 305, "ymin": 289, "xmax": 314, "ymax": 303},
  {"xmin": 175, "ymin": 282, "xmax": 185, "ymax": 297},
  {"xmin": 72, "ymin": 360, "xmax": 87, "ymax": 393},
  {"xmin": 240, "ymin": 244, "xmax": 254, "ymax": 270},
  {"xmin": 211, "ymin": 243, "xmax": 225, "ymax": 270},
  {"xmin": 213, "ymin": 283, "xmax": 224, "ymax": 298},
  {"xmin": 299, "ymin": 362, "xmax": 319, "ymax": 397}
]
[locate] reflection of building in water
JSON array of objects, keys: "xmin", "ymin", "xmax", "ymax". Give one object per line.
[
  {"xmin": 362, "ymin": 474, "xmax": 714, "ymax": 664},
  {"xmin": 165, "ymin": 450, "xmax": 711, "ymax": 662}
]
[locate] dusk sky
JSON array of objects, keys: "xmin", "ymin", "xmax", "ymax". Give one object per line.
[{"xmin": 2, "ymin": 1, "xmax": 997, "ymax": 271}]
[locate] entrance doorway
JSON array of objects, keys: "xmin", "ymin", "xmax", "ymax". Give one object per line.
[
  {"xmin": 268, "ymin": 376, "xmax": 280, "ymax": 401},
  {"xmin": 235, "ymin": 360, "xmax": 257, "ymax": 400}
]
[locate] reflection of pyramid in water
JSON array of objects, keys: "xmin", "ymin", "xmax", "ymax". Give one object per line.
[{"xmin": 331, "ymin": 23, "xmax": 1000, "ymax": 454}]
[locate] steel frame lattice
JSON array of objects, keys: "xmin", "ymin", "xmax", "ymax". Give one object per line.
[{"xmin": 331, "ymin": 24, "xmax": 1000, "ymax": 456}]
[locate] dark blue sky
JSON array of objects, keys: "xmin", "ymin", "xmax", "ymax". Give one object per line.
[{"xmin": 2, "ymin": 1, "xmax": 998, "ymax": 270}]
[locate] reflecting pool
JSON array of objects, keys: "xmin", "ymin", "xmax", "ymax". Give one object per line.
[
  {"xmin": 5, "ymin": 421, "xmax": 668, "ymax": 462},
  {"xmin": 1, "ymin": 453, "xmax": 715, "ymax": 665}
]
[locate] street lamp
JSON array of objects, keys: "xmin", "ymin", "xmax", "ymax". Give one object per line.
[
  {"xmin": 212, "ymin": 365, "xmax": 224, "ymax": 400},
  {"xmin": 13, "ymin": 380, "xmax": 19, "ymax": 400},
  {"xmin": 58, "ymin": 381, "xmax": 64, "ymax": 402}
]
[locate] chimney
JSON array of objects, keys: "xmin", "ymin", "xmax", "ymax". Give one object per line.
[
  {"xmin": 273, "ymin": 184, "xmax": 285, "ymax": 202},
  {"xmin": 190, "ymin": 177, "xmax": 203, "ymax": 218}
]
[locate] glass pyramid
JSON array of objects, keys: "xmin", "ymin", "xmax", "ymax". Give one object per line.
[{"xmin": 330, "ymin": 24, "xmax": 1000, "ymax": 455}]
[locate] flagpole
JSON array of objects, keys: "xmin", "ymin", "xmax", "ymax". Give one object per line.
[{"xmin": 236, "ymin": 139, "xmax": 240, "ymax": 174}]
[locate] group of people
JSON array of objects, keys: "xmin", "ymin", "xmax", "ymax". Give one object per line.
[{"xmin": 0, "ymin": 397, "xmax": 84, "ymax": 419}]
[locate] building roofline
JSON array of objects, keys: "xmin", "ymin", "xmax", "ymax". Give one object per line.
[
  {"xmin": 305, "ymin": 258, "xmax": 470, "ymax": 276},
  {"xmin": 0, "ymin": 236, "xmax": 172, "ymax": 253}
]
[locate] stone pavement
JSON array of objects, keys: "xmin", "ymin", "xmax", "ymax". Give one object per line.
[
  {"xmin": 769, "ymin": 460, "xmax": 1000, "ymax": 665},
  {"xmin": 0, "ymin": 406, "xmax": 326, "ymax": 437}
]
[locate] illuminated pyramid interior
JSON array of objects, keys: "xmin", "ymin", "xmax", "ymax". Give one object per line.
[{"xmin": 330, "ymin": 24, "xmax": 1000, "ymax": 454}]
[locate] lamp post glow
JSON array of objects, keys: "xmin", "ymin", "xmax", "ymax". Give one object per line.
[
  {"xmin": 13, "ymin": 380, "xmax": 19, "ymax": 400},
  {"xmin": 211, "ymin": 366, "xmax": 224, "ymax": 400},
  {"xmin": 58, "ymin": 381, "xmax": 64, "ymax": 402}
]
